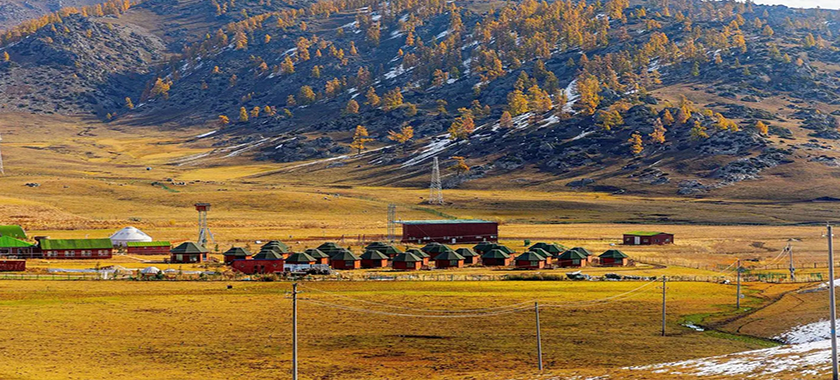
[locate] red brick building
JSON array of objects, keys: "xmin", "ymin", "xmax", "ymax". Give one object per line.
[
  {"xmin": 169, "ymin": 242, "xmax": 207, "ymax": 263},
  {"xmin": 393, "ymin": 252, "xmax": 423, "ymax": 270},
  {"xmin": 433, "ymin": 251, "xmax": 465, "ymax": 269},
  {"xmin": 231, "ymin": 258, "xmax": 285, "ymax": 274},
  {"xmin": 515, "ymin": 251, "xmax": 546, "ymax": 269}
]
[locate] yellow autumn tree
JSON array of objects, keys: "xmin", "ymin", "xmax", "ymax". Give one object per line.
[
  {"xmin": 218, "ymin": 115, "xmax": 230, "ymax": 126},
  {"xmin": 649, "ymin": 118, "xmax": 666, "ymax": 144},
  {"xmin": 388, "ymin": 125, "xmax": 414, "ymax": 153},
  {"xmin": 2, "ymin": 52, "xmax": 9, "ymax": 62},
  {"xmin": 628, "ymin": 132, "xmax": 644, "ymax": 155},
  {"xmin": 381, "ymin": 88, "xmax": 404, "ymax": 111},
  {"xmin": 238, "ymin": 107, "xmax": 249, "ymax": 122},
  {"xmin": 365, "ymin": 87, "xmax": 380, "ymax": 106},
  {"xmin": 499, "ymin": 111, "xmax": 513, "ymax": 128},
  {"xmin": 451, "ymin": 156, "xmax": 470, "ymax": 176},
  {"xmin": 349, "ymin": 125, "xmax": 373, "ymax": 154},
  {"xmin": 125, "ymin": 97, "xmax": 134, "ymax": 109},
  {"xmin": 690, "ymin": 120, "xmax": 709, "ymax": 140},
  {"xmin": 448, "ymin": 108, "xmax": 475, "ymax": 141},
  {"xmin": 345, "ymin": 99, "xmax": 359, "ymax": 114},
  {"xmin": 506, "ymin": 90, "xmax": 529, "ymax": 116},
  {"xmin": 576, "ymin": 74, "xmax": 602, "ymax": 116},
  {"xmin": 755, "ymin": 120, "xmax": 769, "ymax": 135},
  {"xmin": 299, "ymin": 86, "xmax": 316, "ymax": 104}
]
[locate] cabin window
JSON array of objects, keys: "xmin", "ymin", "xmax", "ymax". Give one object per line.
[
  {"xmin": 572, "ymin": 259, "xmax": 580, "ymax": 265},
  {"xmin": 531, "ymin": 261, "xmax": 539, "ymax": 266},
  {"xmin": 175, "ymin": 254, "xmax": 183, "ymax": 262},
  {"xmin": 450, "ymin": 260, "xmax": 458, "ymax": 266}
]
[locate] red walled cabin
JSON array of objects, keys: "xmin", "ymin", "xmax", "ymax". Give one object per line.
[
  {"xmin": 38, "ymin": 238, "xmax": 114, "ymax": 259},
  {"xmin": 401, "ymin": 219, "xmax": 498, "ymax": 244},
  {"xmin": 232, "ymin": 258, "xmax": 285, "ymax": 274},
  {"xmin": 126, "ymin": 241, "xmax": 172, "ymax": 255},
  {"xmin": 0, "ymin": 260, "xmax": 25, "ymax": 271},
  {"xmin": 623, "ymin": 232, "xmax": 674, "ymax": 245}
]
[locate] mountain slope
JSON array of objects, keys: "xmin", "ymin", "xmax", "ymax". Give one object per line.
[{"xmin": 1, "ymin": 0, "xmax": 840, "ymax": 198}]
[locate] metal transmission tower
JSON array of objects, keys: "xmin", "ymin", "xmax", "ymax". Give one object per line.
[
  {"xmin": 195, "ymin": 203, "xmax": 215, "ymax": 247},
  {"xmin": 429, "ymin": 157, "xmax": 444, "ymax": 205},
  {"xmin": 386, "ymin": 204, "xmax": 397, "ymax": 243},
  {"xmin": 0, "ymin": 133, "xmax": 5, "ymax": 175}
]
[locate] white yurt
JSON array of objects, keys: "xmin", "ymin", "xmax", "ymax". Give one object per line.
[
  {"xmin": 140, "ymin": 266, "xmax": 161, "ymax": 275},
  {"xmin": 110, "ymin": 226, "xmax": 153, "ymax": 246}
]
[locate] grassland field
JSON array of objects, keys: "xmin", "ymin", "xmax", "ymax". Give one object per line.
[{"xmin": 0, "ymin": 113, "xmax": 837, "ymax": 379}]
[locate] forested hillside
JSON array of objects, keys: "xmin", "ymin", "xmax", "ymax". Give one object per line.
[{"xmin": 1, "ymin": 0, "xmax": 840, "ymax": 197}]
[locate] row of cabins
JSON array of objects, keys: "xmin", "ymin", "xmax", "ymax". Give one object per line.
[{"xmin": 225, "ymin": 240, "xmax": 631, "ymax": 274}]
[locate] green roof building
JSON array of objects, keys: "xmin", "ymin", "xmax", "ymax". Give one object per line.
[
  {"xmin": 529, "ymin": 242, "xmax": 566, "ymax": 255},
  {"xmin": 515, "ymin": 251, "xmax": 547, "ymax": 269},
  {"xmin": 599, "ymin": 249, "xmax": 630, "ymax": 267},
  {"xmin": 433, "ymin": 250, "xmax": 464, "ymax": 268},
  {"xmin": 223, "ymin": 247, "xmax": 252, "ymax": 264},
  {"xmin": 39, "ymin": 238, "xmax": 114, "ymax": 259},
  {"xmin": 286, "ymin": 252, "xmax": 316, "ymax": 264},
  {"xmin": 481, "ymin": 248, "xmax": 512, "ymax": 266},
  {"xmin": 0, "ymin": 235, "xmax": 35, "ymax": 257},
  {"xmin": 170, "ymin": 242, "xmax": 208, "ymax": 263},
  {"xmin": 0, "ymin": 225, "xmax": 26, "ymax": 240},
  {"xmin": 455, "ymin": 247, "xmax": 479, "ymax": 264}
]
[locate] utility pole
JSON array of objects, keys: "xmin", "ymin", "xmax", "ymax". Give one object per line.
[
  {"xmin": 828, "ymin": 224, "xmax": 838, "ymax": 380},
  {"xmin": 736, "ymin": 258, "xmax": 741, "ymax": 310},
  {"xmin": 661, "ymin": 276, "xmax": 667, "ymax": 337},
  {"xmin": 535, "ymin": 302, "xmax": 543, "ymax": 371},
  {"xmin": 292, "ymin": 283, "xmax": 299, "ymax": 380},
  {"xmin": 788, "ymin": 242, "xmax": 795, "ymax": 281}
]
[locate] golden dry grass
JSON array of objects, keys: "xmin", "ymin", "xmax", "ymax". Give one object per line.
[{"xmin": 0, "ymin": 280, "xmax": 788, "ymax": 380}]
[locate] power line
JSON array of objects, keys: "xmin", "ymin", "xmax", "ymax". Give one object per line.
[
  {"xmin": 300, "ymin": 284, "xmax": 536, "ymax": 313},
  {"xmin": 301, "ymin": 298, "xmax": 533, "ymax": 318}
]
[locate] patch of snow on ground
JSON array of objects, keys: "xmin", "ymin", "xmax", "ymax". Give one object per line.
[
  {"xmin": 384, "ymin": 65, "xmax": 409, "ymax": 79},
  {"xmin": 401, "ymin": 137, "xmax": 456, "ymax": 167},
  {"xmin": 512, "ymin": 112, "xmax": 533, "ymax": 130},
  {"xmin": 371, "ymin": 13, "xmax": 381, "ymax": 21},
  {"xmin": 436, "ymin": 29, "xmax": 451, "ymax": 39},
  {"xmin": 195, "ymin": 130, "xmax": 217, "ymax": 138},
  {"xmin": 631, "ymin": 339, "xmax": 830, "ymax": 378},
  {"xmin": 390, "ymin": 29, "xmax": 404, "ymax": 39},
  {"xmin": 537, "ymin": 114, "xmax": 559, "ymax": 128},
  {"xmin": 282, "ymin": 47, "xmax": 298, "ymax": 56},
  {"xmin": 399, "ymin": 14, "xmax": 409, "ymax": 22},
  {"xmin": 775, "ymin": 320, "xmax": 830, "ymax": 344},
  {"xmin": 648, "ymin": 60, "xmax": 660, "ymax": 73},
  {"xmin": 564, "ymin": 79, "xmax": 580, "ymax": 113},
  {"xmin": 341, "ymin": 21, "xmax": 358, "ymax": 29},
  {"xmin": 570, "ymin": 130, "xmax": 594, "ymax": 141}
]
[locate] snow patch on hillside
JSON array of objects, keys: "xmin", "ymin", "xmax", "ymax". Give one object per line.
[{"xmin": 564, "ymin": 79, "xmax": 580, "ymax": 113}]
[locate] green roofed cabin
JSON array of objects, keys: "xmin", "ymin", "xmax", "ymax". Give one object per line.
[
  {"xmin": 568, "ymin": 247, "xmax": 594, "ymax": 263},
  {"xmin": 330, "ymin": 250, "xmax": 361, "ymax": 270},
  {"xmin": 556, "ymin": 249, "xmax": 588, "ymax": 268},
  {"xmin": 599, "ymin": 249, "xmax": 629, "ymax": 267},
  {"xmin": 529, "ymin": 242, "xmax": 566, "ymax": 255},
  {"xmin": 286, "ymin": 252, "xmax": 316, "ymax": 265},
  {"xmin": 406, "ymin": 248, "xmax": 429, "ymax": 266},
  {"xmin": 529, "ymin": 248, "xmax": 552, "ymax": 265},
  {"xmin": 261, "ymin": 241, "xmax": 291, "ymax": 258},
  {"xmin": 393, "ymin": 252, "xmax": 423, "ymax": 270},
  {"xmin": 126, "ymin": 241, "xmax": 171, "ymax": 255},
  {"xmin": 304, "ymin": 248, "xmax": 330, "ymax": 265},
  {"xmin": 455, "ymin": 247, "xmax": 480, "ymax": 265},
  {"xmin": 317, "ymin": 242, "xmax": 343, "ymax": 258},
  {"xmin": 433, "ymin": 250, "xmax": 465, "ymax": 269},
  {"xmin": 623, "ymin": 231, "xmax": 674, "ymax": 245},
  {"xmin": 0, "ymin": 236, "xmax": 35, "ymax": 257},
  {"xmin": 223, "ymin": 247, "xmax": 252, "ymax": 264},
  {"xmin": 169, "ymin": 242, "xmax": 208, "ymax": 263},
  {"xmin": 422, "ymin": 243, "xmax": 454, "ymax": 259},
  {"xmin": 481, "ymin": 249, "xmax": 512, "ymax": 267},
  {"xmin": 360, "ymin": 249, "xmax": 389, "ymax": 268},
  {"xmin": 515, "ymin": 251, "xmax": 547, "ymax": 269},
  {"xmin": 38, "ymin": 238, "xmax": 113, "ymax": 259},
  {"xmin": 0, "ymin": 225, "xmax": 26, "ymax": 240}
]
